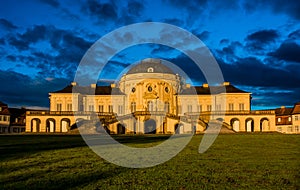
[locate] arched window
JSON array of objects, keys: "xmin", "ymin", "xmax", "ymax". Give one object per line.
[{"xmin": 147, "ymin": 67, "xmax": 154, "ymax": 72}]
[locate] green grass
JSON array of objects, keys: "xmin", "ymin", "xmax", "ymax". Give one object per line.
[{"xmin": 0, "ymin": 133, "xmax": 299, "ymax": 189}]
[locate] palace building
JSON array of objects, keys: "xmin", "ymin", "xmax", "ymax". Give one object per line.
[{"xmin": 25, "ymin": 58, "xmax": 278, "ymax": 134}]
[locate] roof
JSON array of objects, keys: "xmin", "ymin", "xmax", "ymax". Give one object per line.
[
  {"xmin": 52, "ymin": 85, "xmax": 124, "ymax": 95},
  {"xmin": 8, "ymin": 108, "xmax": 26, "ymax": 117},
  {"xmin": 0, "ymin": 101, "xmax": 7, "ymax": 107},
  {"xmin": 126, "ymin": 58, "xmax": 174, "ymax": 74},
  {"xmin": 180, "ymin": 84, "xmax": 249, "ymax": 95},
  {"xmin": 292, "ymin": 102, "xmax": 300, "ymax": 114},
  {"xmin": 275, "ymin": 107, "xmax": 293, "ymax": 116}
]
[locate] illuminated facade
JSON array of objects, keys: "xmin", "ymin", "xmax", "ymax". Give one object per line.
[{"xmin": 26, "ymin": 58, "xmax": 279, "ymax": 134}]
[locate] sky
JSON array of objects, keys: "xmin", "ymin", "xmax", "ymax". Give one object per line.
[{"xmin": 0, "ymin": 0, "xmax": 299, "ymax": 110}]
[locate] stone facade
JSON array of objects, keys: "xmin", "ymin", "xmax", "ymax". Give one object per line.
[{"xmin": 26, "ymin": 58, "xmax": 282, "ymax": 134}]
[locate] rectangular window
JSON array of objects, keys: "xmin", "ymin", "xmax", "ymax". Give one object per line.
[
  {"xmin": 178, "ymin": 105, "xmax": 182, "ymax": 114},
  {"xmin": 89, "ymin": 105, "xmax": 94, "ymax": 111},
  {"xmin": 56, "ymin": 104, "xmax": 62, "ymax": 111},
  {"xmin": 239, "ymin": 103, "xmax": 244, "ymax": 111},
  {"xmin": 288, "ymin": 126, "xmax": 293, "ymax": 132},
  {"xmin": 67, "ymin": 104, "xmax": 72, "ymax": 111},
  {"xmin": 288, "ymin": 117, "xmax": 292, "ymax": 122},
  {"xmin": 207, "ymin": 105, "xmax": 212, "ymax": 111},
  {"xmin": 197, "ymin": 105, "xmax": 202, "ymax": 112},
  {"xmin": 131, "ymin": 102, "xmax": 136, "ymax": 112},
  {"xmin": 15, "ymin": 118, "xmax": 18, "ymax": 123},
  {"xmin": 109, "ymin": 105, "xmax": 113, "ymax": 113},
  {"xmin": 0, "ymin": 116, "xmax": 2, "ymax": 121},
  {"xmin": 277, "ymin": 118, "xmax": 281, "ymax": 122},
  {"xmin": 99, "ymin": 105, "xmax": 104, "ymax": 112},
  {"xmin": 165, "ymin": 102, "xmax": 170, "ymax": 113},
  {"xmin": 0, "ymin": 107, "xmax": 2, "ymax": 111},
  {"xmin": 295, "ymin": 116, "xmax": 298, "ymax": 121},
  {"xmin": 216, "ymin": 104, "xmax": 221, "ymax": 111},
  {"xmin": 79, "ymin": 105, "xmax": 84, "ymax": 111},
  {"xmin": 3, "ymin": 116, "xmax": 7, "ymax": 121},
  {"xmin": 277, "ymin": 127, "xmax": 282, "ymax": 132},
  {"xmin": 295, "ymin": 126, "xmax": 299, "ymax": 132},
  {"xmin": 118, "ymin": 105, "xmax": 123, "ymax": 114},
  {"xmin": 187, "ymin": 105, "xmax": 192, "ymax": 113},
  {"xmin": 229, "ymin": 103, "xmax": 234, "ymax": 111}
]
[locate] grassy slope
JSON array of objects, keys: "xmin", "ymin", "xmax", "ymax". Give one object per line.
[{"xmin": 0, "ymin": 134, "xmax": 299, "ymax": 189}]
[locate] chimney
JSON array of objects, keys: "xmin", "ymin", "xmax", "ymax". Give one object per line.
[
  {"xmin": 111, "ymin": 83, "xmax": 116, "ymax": 88},
  {"xmin": 202, "ymin": 83, "xmax": 209, "ymax": 88},
  {"xmin": 186, "ymin": 84, "xmax": 191, "ymax": 88},
  {"xmin": 223, "ymin": 82, "xmax": 230, "ymax": 86},
  {"xmin": 90, "ymin": 84, "xmax": 96, "ymax": 88},
  {"xmin": 71, "ymin": 82, "xmax": 77, "ymax": 86}
]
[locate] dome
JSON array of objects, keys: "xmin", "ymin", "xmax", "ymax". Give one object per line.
[{"xmin": 126, "ymin": 58, "xmax": 174, "ymax": 74}]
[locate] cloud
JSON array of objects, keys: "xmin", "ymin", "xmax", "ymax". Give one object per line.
[
  {"xmin": 192, "ymin": 30, "xmax": 210, "ymax": 41},
  {"xmin": 83, "ymin": 0, "xmax": 118, "ymax": 22},
  {"xmin": 0, "ymin": 18, "xmax": 17, "ymax": 30},
  {"xmin": 19, "ymin": 25, "xmax": 47, "ymax": 43},
  {"xmin": 127, "ymin": 1, "xmax": 144, "ymax": 17},
  {"xmin": 38, "ymin": 0, "xmax": 60, "ymax": 8},
  {"xmin": 288, "ymin": 29, "xmax": 300, "ymax": 40},
  {"xmin": 6, "ymin": 25, "xmax": 93, "ymax": 79},
  {"xmin": 8, "ymin": 37, "xmax": 29, "ymax": 51},
  {"xmin": 269, "ymin": 42, "xmax": 300, "ymax": 63},
  {"xmin": 0, "ymin": 38, "xmax": 5, "ymax": 45},
  {"xmin": 244, "ymin": 29, "xmax": 280, "ymax": 53},
  {"xmin": 0, "ymin": 69, "xmax": 69, "ymax": 107},
  {"xmin": 218, "ymin": 56, "xmax": 300, "ymax": 88},
  {"xmin": 242, "ymin": 0, "xmax": 300, "ymax": 20},
  {"xmin": 246, "ymin": 29, "xmax": 279, "ymax": 44}
]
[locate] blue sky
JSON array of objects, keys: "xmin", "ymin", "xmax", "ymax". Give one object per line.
[{"xmin": 0, "ymin": 0, "xmax": 299, "ymax": 110}]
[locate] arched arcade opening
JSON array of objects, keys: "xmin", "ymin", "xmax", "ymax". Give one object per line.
[
  {"xmin": 245, "ymin": 118, "xmax": 254, "ymax": 132},
  {"xmin": 46, "ymin": 118, "xmax": 56, "ymax": 132},
  {"xmin": 31, "ymin": 118, "xmax": 41, "ymax": 132},
  {"xmin": 61, "ymin": 118, "xmax": 70, "ymax": 132},
  {"xmin": 144, "ymin": 119, "xmax": 156, "ymax": 134},
  {"xmin": 230, "ymin": 118, "xmax": 240, "ymax": 132}
]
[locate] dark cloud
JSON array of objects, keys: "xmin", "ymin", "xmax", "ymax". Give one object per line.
[
  {"xmin": 0, "ymin": 38, "xmax": 5, "ymax": 45},
  {"xmin": 8, "ymin": 25, "xmax": 48, "ymax": 51},
  {"xmin": 8, "ymin": 37, "xmax": 29, "ymax": 51},
  {"xmin": 6, "ymin": 55, "xmax": 16, "ymax": 62},
  {"xmin": 269, "ymin": 42, "xmax": 300, "ymax": 63},
  {"xmin": 219, "ymin": 39, "xmax": 229, "ymax": 45},
  {"xmin": 0, "ymin": 69, "xmax": 69, "ymax": 107},
  {"xmin": 245, "ymin": 29, "xmax": 279, "ymax": 52},
  {"xmin": 250, "ymin": 86, "xmax": 300, "ymax": 108},
  {"xmin": 243, "ymin": 0, "xmax": 300, "ymax": 20},
  {"xmin": 165, "ymin": 0, "xmax": 208, "ymax": 9},
  {"xmin": 218, "ymin": 56, "xmax": 300, "ymax": 88},
  {"xmin": 215, "ymin": 41, "xmax": 242, "ymax": 62},
  {"xmin": 20, "ymin": 25, "xmax": 47, "ymax": 43},
  {"xmin": 288, "ymin": 29, "xmax": 300, "ymax": 40},
  {"xmin": 83, "ymin": 0, "xmax": 118, "ymax": 22},
  {"xmin": 0, "ymin": 18, "xmax": 17, "ymax": 30},
  {"xmin": 193, "ymin": 31, "xmax": 210, "ymax": 41},
  {"xmin": 38, "ymin": 0, "xmax": 60, "ymax": 8},
  {"xmin": 127, "ymin": 1, "xmax": 144, "ymax": 17},
  {"xmin": 6, "ymin": 25, "xmax": 92, "ymax": 79},
  {"xmin": 246, "ymin": 29, "xmax": 279, "ymax": 44}
]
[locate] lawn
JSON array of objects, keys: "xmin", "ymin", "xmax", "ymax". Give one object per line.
[{"xmin": 0, "ymin": 133, "xmax": 299, "ymax": 189}]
